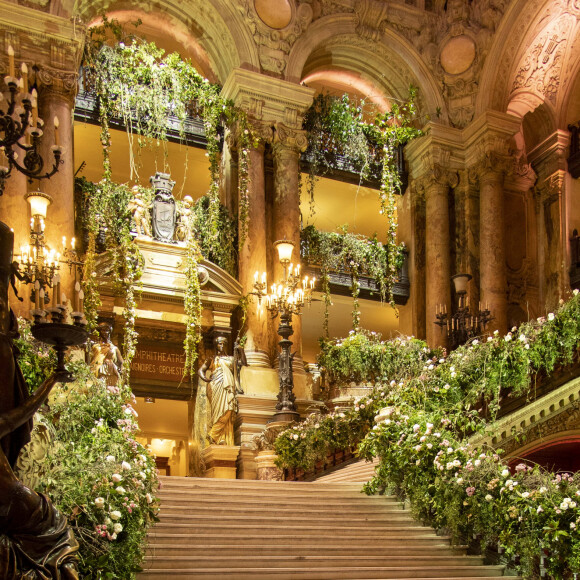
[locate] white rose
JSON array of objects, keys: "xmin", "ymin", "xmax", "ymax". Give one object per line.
[
  {"xmin": 485, "ymin": 494, "xmax": 493, "ymax": 502},
  {"xmin": 474, "ymin": 460, "xmax": 481, "ymax": 467},
  {"xmin": 121, "ymin": 461, "xmax": 131, "ymax": 471},
  {"xmin": 110, "ymin": 510, "xmax": 122, "ymax": 521},
  {"xmin": 456, "ymin": 478, "xmax": 464, "ymax": 485},
  {"xmin": 112, "ymin": 473, "xmax": 122, "ymax": 483},
  {"xmin": 106, "ymin": 456, "xmax": 116, "ymax": 463},
  {"xmin": 501, "ymin": 469, "xmax": 510, "ymax": 477},
  {"xmin": 94, "ymin": 497, "xmax": 105, "ymax": 509},
  {"xmin": 115, "ymin": 486, "xmax": 126, "ymax": 494},
  {"xmin": 146, "ymin": 493, "xmax": 153, "ymax": 504},
  {"xmin": 113, "ymin": 523, "xmax": 123, "ymax": 534}
]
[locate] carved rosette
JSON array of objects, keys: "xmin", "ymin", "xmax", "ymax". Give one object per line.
[{"xmin": 236, "ymin": 0, "xmax": 313, "ymax": 75}]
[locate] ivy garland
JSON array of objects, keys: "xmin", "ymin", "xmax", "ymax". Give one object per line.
[
  {"xmin": 301, "ymin": 225, "xmax": 406, "ymax": 335},
  {"xmin": 303, "ymin": 89, "xmax": 421, "ymax": 308}
]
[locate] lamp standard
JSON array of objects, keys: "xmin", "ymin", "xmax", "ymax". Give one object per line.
[{"xmin": 253, "ymin": 240, "xmax": 315, "ymax": 423}]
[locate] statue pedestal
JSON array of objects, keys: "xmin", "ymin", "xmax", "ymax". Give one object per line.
[{"xmin": 202, "ymin": 445, "xmax": 240, "ymax": 479}]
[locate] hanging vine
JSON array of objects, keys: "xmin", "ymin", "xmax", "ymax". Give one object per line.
[
  {"xmin": 303, "ymin": 88, "xmax": 421, "ymax": 307},
  {"xmin": 301, "ymin": 225, "xmax": 406, "ymax": 332}
]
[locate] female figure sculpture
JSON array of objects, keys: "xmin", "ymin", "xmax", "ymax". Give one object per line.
[
  {"xmin": 90, "ymin": 322, "xmax": 123, "ymax": 387},
  {"xmin": 198, "ymin": 336, "xmax": 247, "ymax": 446}
]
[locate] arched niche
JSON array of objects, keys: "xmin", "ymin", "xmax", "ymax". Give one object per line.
[
  {"xmin": 287, "ymin": 15, "xmax": 445, "ymax": 124},
  {"xmin": 74, "ymin": 0, "xmax": 259, "ymax": 84}
]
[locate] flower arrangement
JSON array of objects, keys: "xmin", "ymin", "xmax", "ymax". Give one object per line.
[
  {"xmin": 276, "ymin": 291, "xmax": 580, "ymax": 577},
  {"xmin": 15, "ymin": 321, "xmax": 159, "ymax": 579}
]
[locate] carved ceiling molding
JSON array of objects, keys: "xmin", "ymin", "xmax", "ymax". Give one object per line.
[
  {"xmin": 470, "ymin": 374, "xmax": 580, "ymax": 456},
  {"xmin": 354, "ymin": 0, "xmax": 390, "ymax": 42},
  {"xmin": 236, "ymin": 0, "xmax": 313, "ymax": 75}
]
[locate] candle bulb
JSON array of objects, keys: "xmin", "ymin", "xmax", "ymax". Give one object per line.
[
  {"xmin": 79, "ymin": 289, "xmax": 84, "ymax": 313},
  {"xmin": 55, "ymin": 274, "xmax": 61, "ymax": 306},
  {"xmin": 62, "ymin": 236, "xmax": 66, "ymax": 249},
  {"xmin": 8, "ymin": 45, "xmax": 14, "ymax": 78},
  {"xmin": 54, "ymin": 116, "xmax": 60, "ymax": 147},
  {"xmin": 71, "ymin": 237, "xmax": 75, "ymax": 250},
  {"xmin": 74, "ymin": 280, "xmax": 80, "ymax": 312},
  {"xmin": 21, "ymin": 62, "xmax": 28, "ymax": 94},
  {"xmin": 34, "ymin": 280, "xmax": 40, "ymax": 309},
  {"xmin": 31, "ymin": 89, "xmax": 37, "ymax": 129},
  {"xmin": 39, "ymin": 288, "xmax": 44, "ymax": 308},
  {"xmin": 261, "ymin": 272, "xmax": 266, "ymax": 285},
  {"xmin": 52, "ymin": 276, "xmax": 57, "ymax": 307}
]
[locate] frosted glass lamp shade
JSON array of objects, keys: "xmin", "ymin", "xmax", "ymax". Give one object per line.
[
  {"xmin": 274, "ymin": 239, "xmax": 294, "ymax": 264},
  {"xmin": 25, "ymin": 191, "xmax": 52, "ymax": 218},
  {"xmin": 452, "ymin": 273, "xmax": 472, "ymax": 294}
]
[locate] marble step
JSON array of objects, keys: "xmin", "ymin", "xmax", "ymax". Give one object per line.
[
  {"xmin": 143, "ymin": 555, "xmax": 487, "ymax": 570},
  {"xmin": 138, "ymin": 565, "xmax": 509, "ymax": 579},
  {"xmin": 144, "ymin": 543, "xmax": 468, "ymax": 556},
  {"xmin": 147, "ymin": 532, "xmax": 453, "ymax": 546}
]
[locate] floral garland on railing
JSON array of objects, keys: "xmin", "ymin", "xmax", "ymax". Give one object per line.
[
  {"xmin": 300, "ymin": 225, "xmax": 406, "ymax": 335},
  {"xmin": 303, "ymin": 89, "xmax": 420, "ymax": 307},
  {"xmin": 275, "ymin": 291, "xmax": 580, "ymax": 578}
]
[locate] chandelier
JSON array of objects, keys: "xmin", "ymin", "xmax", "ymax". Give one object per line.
[
  {"xmin": 434, "ymin": 273, "xmax": 493, "ymax": 350},
  {"xmin": 253, "ymin": 239, "xmax": 315, "ymax": 423},
  {"xmin": 0, "ymin": 45, "xmax": 63, "ymax": 195}
]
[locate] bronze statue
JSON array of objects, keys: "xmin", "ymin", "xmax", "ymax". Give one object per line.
[
  {"xmin": 198, "ymin": 336, "xmax": 247, "ymax": 446},
  {"xmin": 90, "ymin": 322, "xmax": 123, "ymax": 387},
  {"xmin": 0, "ymin": 220, "xmax": 80, "ymax": 578}
]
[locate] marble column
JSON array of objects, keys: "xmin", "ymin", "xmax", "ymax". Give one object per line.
[
  {"xmin": 272, "ymin": 124, "xmax": 307, "ymax": 370},
  {"xmin": 416, "ymin": 164, "xmax": 458, "ymax": 349},
  {"xmin": 238, "ymin": 137, "xmax": 270, "ymax": 367},
  {"xmin": 473, "ymin": 154, "xmax": 511, "ymax": 336},
  {"xmin": 37, "ymin": 76, "xmax": 77, "ymax": 303},
  {"xmin": 528, "ymin": 131, "xmax": 569, "ymax": 313}
]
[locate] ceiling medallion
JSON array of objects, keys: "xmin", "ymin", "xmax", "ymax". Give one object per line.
[
  {"xmin": 254, "ymin": 0, "xmax": 293, "ymax": 29},
  {"xmin": 440, "ymin": 35, "xmax": 476, "ymax": 75}
]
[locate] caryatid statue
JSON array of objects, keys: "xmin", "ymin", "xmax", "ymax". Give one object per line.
[{"xmin": 198, "ymin": 336, "xmax": 247, "ymax": 446}]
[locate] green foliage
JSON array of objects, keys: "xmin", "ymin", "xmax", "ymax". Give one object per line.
[
  {"xmin": 303, "ymin": 90, "xmax": 421, "ymax": 307},
  {"xmin": 318, "ymin": 330, "xmax": 435, "ymax": 385},
  {"xmin": 301, "ymin": 225, "xmax": 406, "ymax": 334},
  {"xmin": 190, "ymin": 195, "xmax": 237, "ymax": 277},
  {"xmin": 15, "ymin": 321, "xmax": 159, "ymax": 579},
  {"xmin": 277, "ymin": 291, "xmax": 580, "ymax": 578}
]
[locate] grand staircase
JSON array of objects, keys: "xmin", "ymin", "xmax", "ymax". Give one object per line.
[{"xmin": 139, "ymin": 470, "xmax": 519, "ymax": 580}]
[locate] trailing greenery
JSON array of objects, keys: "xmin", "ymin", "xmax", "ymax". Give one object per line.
[
  {"xmin": 303, "ymin": 90, "xmax": 421, "ymax": 307},
  {"xmin": 15, "ymin": 320, "xmax": 159, "ymax": 579},
  {"xmin": 276, "ymin": 292, "xmax": 580, "ymax": 578},
  {"xmin": 301, "ymin": 225, "xmax": 406, "ymax": 335},
  {"xmin": 190, "ymin": 195, "xmax": 237, "ymax": 277},
  {"xmin": 83, "ymin": 18, "xmax": 254, "ymax": 246}
]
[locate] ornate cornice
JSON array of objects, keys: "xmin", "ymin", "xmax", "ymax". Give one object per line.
[{"xmin": 354, "ymin": 0, "xmax": 389, "ymax": 42}]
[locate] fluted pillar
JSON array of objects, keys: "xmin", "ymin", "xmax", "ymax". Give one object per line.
[
  {"xmin": 272, "ymin": 124, "xmax": 308, "ymax": 369},
  {"xmin": 416, "ymin": 163, "xmax": 458, "ymax": 349},
  {"xmin": 528, "ymin": 130, "xmax": 569, "ymax": 313}
]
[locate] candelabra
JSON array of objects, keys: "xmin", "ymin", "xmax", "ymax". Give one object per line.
[
  {"xmin": 434, "ymin": 273, "xmax": 493, "ymax": 350},
  {"xmin": 14, "ymin": 191, "xmax": 83, "ymax": 305},
  {"xmin": 253, "ymin": 239, "xmax": 315, "ymax": 423},
  {"xmin": 0, "ymin": 45, "xmax": 63, "ymax": 195}
]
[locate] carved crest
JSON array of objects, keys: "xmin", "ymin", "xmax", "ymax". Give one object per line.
[{"xmin": 150, "ymin": 172, "xmax": 176, "ymax": 243}]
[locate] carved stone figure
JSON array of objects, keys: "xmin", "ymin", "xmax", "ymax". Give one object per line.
[
  {"xmin": 0, "ymin": 220, "xmax": 79, "ymax": 578},
  {"xmin": 90, "ymin": 322, "xmax": 123, "ymax": 387},
  {"xmin": 198, "ymin": 336, "xmax": 247, "ymax": 446},
  {"xmin": 150, "ymin": 172, "xmax": 176, "ymax": 243},
  {"xmin": 175, "ymin": 195, "xmax": 193, "ymax": 242},
  {"xmin": 128, "ymin": 186, "xmax": 152, "ymax": 237}
]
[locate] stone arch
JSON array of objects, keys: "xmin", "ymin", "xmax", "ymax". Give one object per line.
[
  {"xmin": 286, "ymin": 15, "xmax": 446, "ymax": 123},
  {"xmin": 507, "ymin": 92, "xmax": 557, "ymax": 154},
  {"xmin": 73, "ymin": 0, "xmax": 259, "ymax": 84},
  {"xmin": 507, "ymin": 432, "xmax": 580, "ymax": 473},
  {"xmin": 478, "ymin": 0, "xmax": 579, "ymax": 121}
]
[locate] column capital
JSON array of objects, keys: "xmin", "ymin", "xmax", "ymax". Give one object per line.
[
  {"xmin": 221, "ymin": 68, "xmax": 314, "ymax": 131},
  {"xmin": 414, "ymin": 159, "xmax": 459, "ymax": 195},
  {"xmin": 36, "ymin": 65, "xmax": 79, "ymax": 106},
  {"xmin": 528, "ymin": 129, "xmax": 570, "ymax": 182},
  {"xmin": 272, "ymin": 123, "xmax": 308, "ymax": 154},
  {"xmin": 226, "ymin": 119, "xmax": 272, "ymax": 152}
]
